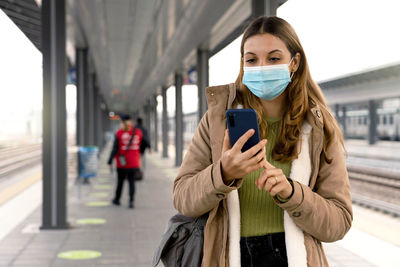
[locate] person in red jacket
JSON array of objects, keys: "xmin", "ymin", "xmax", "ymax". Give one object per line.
[{"xmin": 107, "ymin": 114, "xmax": 142, "ymax": 208}]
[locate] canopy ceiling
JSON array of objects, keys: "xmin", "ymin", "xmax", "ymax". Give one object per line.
[{"xmin": 2, "ymin": 0, "xmax": 288, "ymax": 112}]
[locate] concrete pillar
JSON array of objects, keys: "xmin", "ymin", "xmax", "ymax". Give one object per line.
[
  {"xmin": 368, "ymin": 100, "xmax": 378, "ymax": 144},
  {"xmin": 197, "ymin": 49, "xmax": 209, "ymax": 122},
  {"xmin": 153, "ymin": 95, "xmax": 159, "ymax": 152},
  {"xmin": 334, "ymin": 104, "xmax": 340, "ymax": 121},
  {"xmin": 162, "ymin": 86, "xmax": 169, "ymax": 158},
  {"xmin": 334, "ymin": 104, "xmax": 342, "ymax": 134},
  {"xmin": 76, "ymin": 48, "xmax": 87, "ymax": 147},
  {"xmin": 175, "ymin": 73, "xmax": 183, "ymax": 166},
  {"xmin": 41, "ymin": 0, "xmax": 68, "ymax": 229},
  {"xmin": 342, "ymin": 106, "xmax": 347, "ymax": 139}
]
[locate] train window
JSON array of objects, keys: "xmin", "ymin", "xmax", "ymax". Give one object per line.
[
  {"xmin": 364, "ymin": 117, "xmax": 367, "ymax": 125},
  {"xmin": 383, "ymin": 116, "xmax": 387, "ymax": 125},
  {"xmin": 389, "ymin": 115, "xmax": 394, "ymax": 125},
  {"xmin": 358, "ymin": 117, "xmax": 362, "ymax": 124}
]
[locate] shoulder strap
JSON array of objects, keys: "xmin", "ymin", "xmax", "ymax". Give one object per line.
[{"xmin": 126, "ymin": 127, "xmax": 136, "ymax": 148}]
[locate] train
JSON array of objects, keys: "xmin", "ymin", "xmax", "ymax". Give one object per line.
[
  {"xmin": 163, "ymin": 104, "xmax": 400, "ymax": 145},
  {"xmin": 341, "ymin": 106, "xmax": 400, "ymax": 141}
]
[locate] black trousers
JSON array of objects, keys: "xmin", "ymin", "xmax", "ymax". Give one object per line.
[
  {"xmin": 114, "ymin": 168, "xmax": 138, "ymax": 203},
  {"xmin": 240, "ymin": 232, "xmax": 288, "ymax": 267}
]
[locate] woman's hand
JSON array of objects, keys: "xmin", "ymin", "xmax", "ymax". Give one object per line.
[
  {"xmin": 255, "ymin": 161, "xmax": 293, "ymax": 199},
  {"xmin": 220, "ymin": 129, "xmax": 267, "ymax": 184}
]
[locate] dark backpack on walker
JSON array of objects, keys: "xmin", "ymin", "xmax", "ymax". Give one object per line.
[{"xmin": 152, "ymin": 213, "xmax": 208, "ymax": 267}]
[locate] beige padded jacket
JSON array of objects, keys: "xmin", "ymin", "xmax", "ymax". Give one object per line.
[{"xmin": 173, "ymin": 83, "xmax": 353, "ymax": 267}]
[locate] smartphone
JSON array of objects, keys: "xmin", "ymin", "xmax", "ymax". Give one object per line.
[{"xmin": 226, "ymin": 109, "xmax": 261, "ymax": 152}]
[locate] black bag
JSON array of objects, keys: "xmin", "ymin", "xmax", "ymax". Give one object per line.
[
  {"xmin": 152, "ymin": 213, "xmax": 208, "ymax": 267},
  {"xmin": 134, "ymin": 168, "xmax": 143, "ymax": 181}
]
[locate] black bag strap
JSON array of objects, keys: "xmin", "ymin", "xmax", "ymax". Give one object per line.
[
  {"xmin": 124, "ymin": 127, "xmax": 136, "ymax": 154},
  {"xmin": 128, "ymin": 127, "xmax": 136, "ymax": 146}
]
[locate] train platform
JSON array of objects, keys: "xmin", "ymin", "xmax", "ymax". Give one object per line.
[
  {"xmin": 345, "ymin": 139, "xmax": 400, "ymax": 161},
  {"xmin": 0, "ymin": 146, "xmax": 399, "ymax": 266}
]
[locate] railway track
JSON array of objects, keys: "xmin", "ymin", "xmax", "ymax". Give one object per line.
[
  {"xmin": 0, "ymin": 144, "xmax": 42, "ymax": 178},
  {"xmin": 0, "ymin": 144, "xmax": 79, "ymax": 181},
  {"xmin": 1, "ymin": 144, "xmax": 399, "ymax": 216},
  {"xmin": 347, "ymin": 167, "xmax": 400, "ymax": 217}
]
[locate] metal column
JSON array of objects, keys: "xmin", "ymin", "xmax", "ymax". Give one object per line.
[
  {"xmin": 41, "ymin": 0, "xmax": 68, "ymax": 229},
  {"xmin": 94, "ymin": 88, "xmax": 102, "ymax": 149},
  {"xmin": 197, "ymin": 49, "xmax": 209, "ymax": 122},
  {"xmin": 84, "ymin": 73, "xmax": 95, "ymax": 145},
  {"xmin": 368, "ymin": 100, "xmax": 378, "ymax": 145},
  {"xmin": 162, "ymin": 86, "xmax": 169, "ymax": 158},
  {"xmin": 153, "ymin": 95, "xmax": 159, "ymax": 152},
  {"xmin": 175, "ymin": 73, "xmax": 183, "ymax": 167},
  {"xmin": 93, "ymin": 86, "xmax": 98, "ymax": 148},
  {"xmin": 145, "ymin": 99, "xmax": 151, "ymax": 137},
  {"xmin": 76, "ymin": 48, "xmax": 87, "ymax": 147},
  {"xmin": 102, "ymin": 110, "xmax": 108, "ymax": 146},
  {"xmin": 103, "ymin": 110, "xmax": 111, "ymax": 144}
]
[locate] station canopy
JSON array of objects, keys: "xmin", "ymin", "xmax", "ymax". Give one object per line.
[{"xmin": 1, "ymin": 0, "xmax": 287, "ymax": 112}]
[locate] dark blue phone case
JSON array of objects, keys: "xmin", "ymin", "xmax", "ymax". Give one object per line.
[{"xmin": 226, "ymin": 109, "xmax": 261, "ymax": 152}]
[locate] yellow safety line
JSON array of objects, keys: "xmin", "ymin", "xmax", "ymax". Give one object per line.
[{"xmin": 0, "ymin": 172, "xmax": 42, "ymax": 206}]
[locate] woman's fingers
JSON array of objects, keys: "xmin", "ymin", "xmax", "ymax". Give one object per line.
[
  {"xmin": 245, "ymin": 146, "xmax": 266, "ymax": 166},
  {"xmin": 241, "ymin": 139, "xmax": 267, "ymax": 160},
  {"xmin": 232, "ymin": 129, "xmax": 254, "ymax": 152},
  {"xmin": 256, "ymin": 168, "xmax": 283, "ymax": 190},
  {"xmin": 268, "ymin": 181, "xmax": 288, "ymax": 197},
  {"xmin": 255, "ymin": 169, "xmax": 268, "ymax": 189}
]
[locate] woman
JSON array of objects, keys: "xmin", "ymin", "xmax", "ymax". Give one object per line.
[
  {"xmin": 107, "ymin": 114, "xmax": 142, "ymax": 209},
  {"xmin": 173, "ymin": 16, "xmax": 352, "ymax": 267}
]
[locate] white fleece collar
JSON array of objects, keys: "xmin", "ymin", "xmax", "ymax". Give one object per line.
[{"xmin": 227, "ymin": 121, "xmax": 312, "ymax": 267}]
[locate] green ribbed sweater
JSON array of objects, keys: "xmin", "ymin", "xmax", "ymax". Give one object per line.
[{"xmin": 239, "ymin": 117, "xmax": 292, "ymax": 237}]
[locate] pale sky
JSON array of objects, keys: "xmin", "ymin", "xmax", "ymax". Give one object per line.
[
  {"xmin": 209, "ymin": 0, "xmax": 400, "ymax": 86},
  {"xmin": 2, "ymin": 0, "xmax": 400, "ymax": 136}
]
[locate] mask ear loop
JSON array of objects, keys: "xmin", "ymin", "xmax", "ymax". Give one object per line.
[{"xmin": 289, "ymin": 57, "xmax": 295, "ymax": 80}]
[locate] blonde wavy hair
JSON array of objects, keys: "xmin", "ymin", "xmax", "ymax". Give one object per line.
[{"xmin": 234, "ymin": 16, "xmax": 344, "ymax": 163}]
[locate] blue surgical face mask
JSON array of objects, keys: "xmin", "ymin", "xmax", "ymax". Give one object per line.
[{"xmin": 242, "ymin": 58, "xmax": 294, "ymax": 101}]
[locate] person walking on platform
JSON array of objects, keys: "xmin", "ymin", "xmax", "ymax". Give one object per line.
[
  {"xmin": 136, "ymin": 117, "xmax": 151, "ymax": 178},
  {"xmin": 173, "ymin": 16, "xmax": 352, "ymax": 267},
  {"xmin": 108, "ymin": 114, "xmax": 142, "ymax": 209}
]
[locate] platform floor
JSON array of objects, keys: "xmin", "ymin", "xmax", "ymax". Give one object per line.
[{"xmin": 0, "ymin": 145, "xmax": 399, "ymax": 266}]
